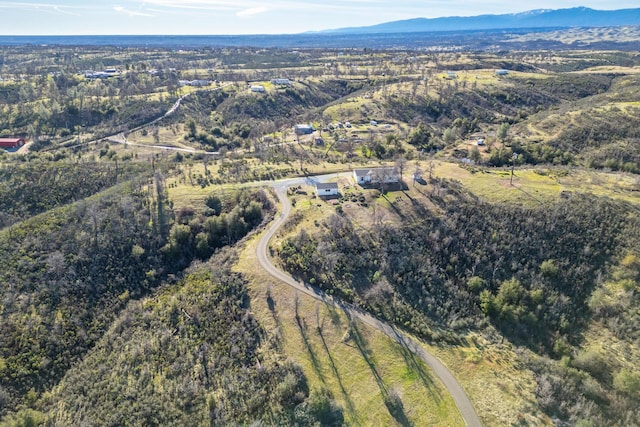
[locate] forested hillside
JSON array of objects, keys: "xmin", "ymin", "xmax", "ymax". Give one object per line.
[
  {"xmin": 39, "ymin": 253, "xmax": 342, "ymax": 426},
  {"xmin": 0, "ymin": 163, "xmax": 144, "ymax": 228},
  {"xmin": 0, "ymin": 162, "xmax": 277, "ymax": 422},
  {"xmin": 277, "ymin": 182, "xmax": 640, "ymax": 425},
  {"xmin": 179, "ymin": 79, "xmax": 365, "ymax": 151}
]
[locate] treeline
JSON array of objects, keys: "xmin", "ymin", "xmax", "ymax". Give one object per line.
[
  {"xmin": 513, "ymin": 73, "xmax": 614, "ymax": 101},
  {"xmin": 276, "ymin": 182, "xmax": 639, "ymax": 425},
  {"xmin": 385, "ymin": 79, "xmax": 558, "ymax": 129},
  {"xmin": 35, "ymin": 257, "xmax": 343, "ymax": 426}
]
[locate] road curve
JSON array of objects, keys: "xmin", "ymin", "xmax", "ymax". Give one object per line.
[
  {"xmin": 256, "ymin": 184, "xmax": 482, "ymax": 427},
  {"xmin": 55, "ymin": 83, "xmax": 230, "ymax": 153}
]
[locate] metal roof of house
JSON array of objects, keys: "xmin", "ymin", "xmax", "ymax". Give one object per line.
[
  {"xmin": 354, "ymin": 167, "xmax": 396, "ymax": 176},
  {"xmin": 316, "ymin": 182, "xmax": 338, "ymax": 190}
]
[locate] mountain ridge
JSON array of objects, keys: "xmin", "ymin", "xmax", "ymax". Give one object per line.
[{"xmin": 317, "ymin": 7, "xmax": 640, "ymax": 34}]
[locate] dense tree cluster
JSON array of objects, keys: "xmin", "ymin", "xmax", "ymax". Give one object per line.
[{"xmin": 162, "ymin": 188, "xmax": 273, "ymax": 267}]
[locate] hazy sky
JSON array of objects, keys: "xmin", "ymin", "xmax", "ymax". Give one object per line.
[{"xmin": 0, "ymin": 1, "xmax": 637, "ymax": 35}]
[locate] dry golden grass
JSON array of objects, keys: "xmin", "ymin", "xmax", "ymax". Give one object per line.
[
  {"xmin": 427, "ymin": 161, "xmax": 640, "ymax": 206},
  {"xmin": 423, "ymin": 334, "xmax": 552, "ymax": 426}
]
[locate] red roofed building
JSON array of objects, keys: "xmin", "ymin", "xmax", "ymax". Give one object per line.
[{"xmin": 0, "ymin": 138, "xmax": 26, "ymax": 149}]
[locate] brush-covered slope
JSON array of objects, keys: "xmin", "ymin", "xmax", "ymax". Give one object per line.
[{"xmin": 38, "ymin": 253, "xmax": 343, "ymax": 426}]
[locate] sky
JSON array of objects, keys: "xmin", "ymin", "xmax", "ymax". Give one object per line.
[{"xmin": 0, "ymin": 1, "xmax": 637, "ymax": 35}]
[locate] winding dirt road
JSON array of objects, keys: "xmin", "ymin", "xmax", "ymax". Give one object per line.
[{"xmin": 256, "ymin": 181, "xmax": 482, "ymax": 427}]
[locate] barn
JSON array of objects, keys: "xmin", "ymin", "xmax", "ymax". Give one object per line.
[{"xmin": 0, "ymin": 138, "xmax": 26, "ymax": 150}]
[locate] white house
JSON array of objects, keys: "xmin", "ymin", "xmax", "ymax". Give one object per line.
[
  {"xmin": 250, "ymin": 85, "xmax": 266, "ymax": 93},
  {"xmin": 496, "ymin": 69, "xmax": 509, "ymax": 76},
  {"xmin": 353, "ymin": 167, "xmax": 399, "ymax": 185},
  {"xmin": 271, "ymin": 78, "xmax": 291, "ymax": 85},
  {"xmin": 190, "ymin": 80, "xmax": 211, "ymax": 87},
  {"xmin": 316, "ymin": 182, "xmax": 339, "ymax": 197},
  {"xmin": 179, "ymin": 79, "xmax": 211, "ymax": 87}
]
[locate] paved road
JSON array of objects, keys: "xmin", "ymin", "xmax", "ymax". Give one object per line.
[
  {"xmin": 56, "ymin": 83, "xmax": 230, "ymax": 152},
  {"xmin": 256, "ymin": 178, "xmax": 482, "ymax": 427}
]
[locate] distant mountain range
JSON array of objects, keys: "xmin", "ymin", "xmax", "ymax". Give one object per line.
[
  {"xmin": 319, "ymin": 7, "xmax": 640, "ymax": 34},
  {"xmin": 0, "ymin": 7, "xmax": 638, "ymax": 50}
]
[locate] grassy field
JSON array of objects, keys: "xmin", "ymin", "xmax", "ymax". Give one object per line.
[{"xmin": 432, "ymin": 161, "xmax": 640, "ymax": 205}]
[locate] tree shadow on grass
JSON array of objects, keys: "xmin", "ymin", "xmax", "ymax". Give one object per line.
[
  {"xmin": 315, "ymin": 304, "xmax": 358, "ymax": 421},
  {"xmin": 294, "ymin": 293, "xmax": 326, "ymax": 384},
  {"xmin": 349, "ymin": 319, "xmax": 413, "ymax": 427},
  {"xmin": 266, "ymin": 285, "xmax": 283, "ymax": 351},
  {"xmin": 325, "ymin": 303, "xmax": 342, "ymax": 328},
  {"xmin": 381, "ymin": 193, "xmax": 406, "ymax": 220},
  {"xmin": 389, "ymin": 324, "xmax": 442, "ymax": 403}
]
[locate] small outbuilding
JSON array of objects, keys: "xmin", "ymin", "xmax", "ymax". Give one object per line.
[
  {"xmin": 316, "ymin": 182, "xmax": 339, "ymax": 197},
  {"xmin": 271, "ymin": 78, "xmax": 291, "ymax": 85},
  {"xmin": 250, "ymin": 85, "xmax": 266, "ymax": 93},
  {"xmin": 496, "ymin": 69, "xmax": 509, "ymax": 76},
  {"xmin": 294, "ymin": 124, "xmax": 314, "ymax": 135}
]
